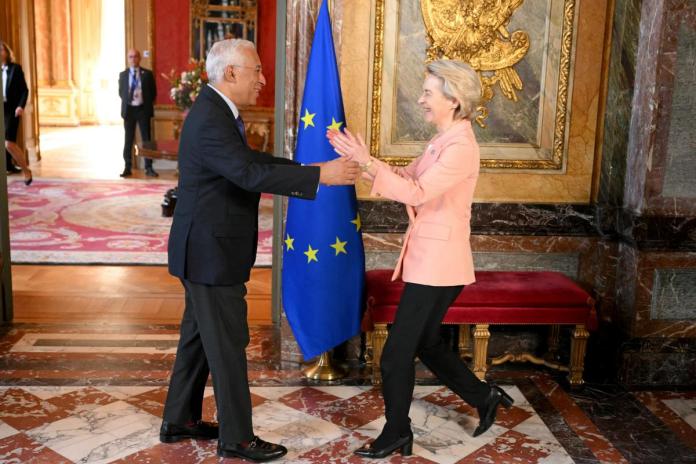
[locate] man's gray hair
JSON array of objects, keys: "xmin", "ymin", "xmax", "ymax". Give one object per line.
[{"xmin": 206, "ymin": 39, "xmax": 256, "ymax": 84}]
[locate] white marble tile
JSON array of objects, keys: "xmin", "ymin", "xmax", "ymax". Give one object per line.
[
  {"xmin": 94, "ymin": 386, "xmax": 158, "ymax": 400},
  {"xmin": 413, "ymin": 385, "xmax": 446, "ymax": 398},
  {"xmin": 311, "ymin": 386, "xmax": 371, "ymax": 399},
  {"xmin": 250, "ymin": 386, "xmax": 303, "ymax": 401},
  {"xmin": 268, "ymin": 415, "xmax": 347, "ymax": 459},
  {"xmin": 24, "ymin": 386, "xmax": 84, "ymax": 400},
  {"xmin": 418, "ymin": 417, "xmax": 508, "ymax": 464},
  {"xmin": 512, "ymin": 415, "xmax": 561, "ymax": 445},
  {"xmin": 663, "ymin": 398, "xmax": 696, "ymax": 429},
  {"xmin": 0, "ymin": 420, "xmax": 18, "ymax": 440},
  {"xmin": 26, "ymin": 400, "xmax": 160, "ymax": 463},
  {"xmin": 251, "ymin": 401, "xmax": 315, "ymax": 434}
]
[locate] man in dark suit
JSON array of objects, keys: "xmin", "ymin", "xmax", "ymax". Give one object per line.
[
  {"xmin": 159, "ymin": 39, "xmax": 359, "ymax": 462},
  {"xmin": 118, "ymin": 49, "xmax": 157, "ymax": 177}
]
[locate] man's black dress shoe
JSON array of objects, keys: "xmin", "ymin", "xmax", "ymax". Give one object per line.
[
  {"xmin": 354, "ymin": 431, "xmax": 413, "ymax": 459},
  {"xmin": 159, "ymin": 420, "xmax": 219, "ymax": 443},
  {"xmin": 473, "ymin": 385, "xmax": 514, "ymax": 437},
  {"xmin": 145, "ymin": 168, "xmax": 159, "ymax": 177},
  {"xmin": 7, "ymin": 165, "xmax": 21, "ymax": 174},
  {"xmin": 217, "ymin": 436, "xmax": 288, "ymax": 462},
  {"xmin": 120, "ymin": 169, "xmax": 132, "ymax": 178}
]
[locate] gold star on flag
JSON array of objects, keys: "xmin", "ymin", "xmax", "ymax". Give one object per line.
[
  {"xmin": 300, "ymin": 109, "xmax": 316, "ymax": 129},
  {"xmin": 304, "ymin": 244, "xmax": 319, "ymax": 263},
  {"xmin": 285, "ymin": 234, "xmax": 295, "ymax": 251},
  {"xmin": 327, "ymin": 117, "xmax": 343, "ymax": 131},
  {"xmin": 351, "ymin": 215, "xmax": 362, "ymax": 231},
  {"xmin": 330, "ymin": 237, "xmax": 348, "ymax": 255}
]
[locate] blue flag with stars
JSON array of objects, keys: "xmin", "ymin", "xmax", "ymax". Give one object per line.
[{"xmin": 282, "ymin": 0, "xmax": 365, "ymax": 360}]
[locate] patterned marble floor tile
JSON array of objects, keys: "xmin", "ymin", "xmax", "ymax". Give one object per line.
[
  {"xmin": 0, "ymin": 387, "xmax": 74, "ymax": 431},
  {"xmin": 297, "ymin": 429, "xmax": 438, "ymax": 463},
  {"xmin": 0, "ymin": 419, "xmax": 18, "ymax": 441},
  {"xmin": 250, "ymin": 386, "xmax": 304, "ymax": 401},
  {"xmin": 24, "ymin": 386, "xmax": 85, "ymax": 400},
  {"xmin": 95, "ymin": 386, "xmax": 159, "ymax": 400},
  {"xmin": 109, "ymin": 440, "xmax": 219, "ymax": 464},
  {"xmin": 0, "ymin": 432, "xmax": 73, "ymax": 463},
  {"xmin": 263, "ymin": 414, "xmax": 347, "ymax": 460},
  {"xmin": 663, "ymin": 398, "xmax": 696, "ymax": 430},
  {"xmin": 456, "ymin": 429, "xmax": 570, "ymax": 464},
  {"xmin": 633, "ymin": 391, "xmax": 696, "ymax": 451},
  {"xmin": 25, "ymin": 400, "xmax": 161, "ymax": 463},
  {"xmin": 312, "ymin": 385, "xmax": 372, "ymax": 399}
]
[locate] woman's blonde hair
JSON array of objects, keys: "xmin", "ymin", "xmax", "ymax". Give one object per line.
[
  {"xmin": 426, "ymin": 59, "xmax": 481, "ymax": 120},
  {"xmin": 0, "ymin": 41, "xmax": 15, "ymax": 64}
]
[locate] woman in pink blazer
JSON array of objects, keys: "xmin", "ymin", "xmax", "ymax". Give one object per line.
[{"xmin": 329, "ymin": 59, "xmax": 513, "ymax": 459}]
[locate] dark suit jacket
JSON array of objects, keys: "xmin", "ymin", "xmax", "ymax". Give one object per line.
[
  {"xmin": 3, "ymin": 63, "xmax": 29, "ymax": 110},
  {"xmin": 118, "ymin": 67, "xmax": 156, "ymax": 118},
  {"xmin": 168, "ymin": 84, "xmax": 321, "ymax": 285}
]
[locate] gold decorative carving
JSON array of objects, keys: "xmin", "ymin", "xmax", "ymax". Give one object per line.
[
  {"xmin": 369, "ymin": 0, "xmax": 577, "ymax": 170},
  {"xmin": 473, "ymin": 324, "xmax": 490, "ymax": 380},
  {"xmin": 569, "ymin": 324, "xmax": 589, "ymax": 387},
  {"xmin": 371, "ymin": 323, "xmax": 388, "ymax": 385},
  {"xmin": 420, "ymin": 0, "xmax": 529, "ymax": 128}
]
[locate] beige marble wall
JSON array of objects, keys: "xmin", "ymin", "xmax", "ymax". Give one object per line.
[{"xmin": 340, "ymin": 0, "xmax": 610, "ymax": 203}]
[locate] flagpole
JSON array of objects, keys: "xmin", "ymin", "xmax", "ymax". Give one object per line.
[{"xmin": 303, "ymin": 351, "xmax": 346, "ymax": 380}]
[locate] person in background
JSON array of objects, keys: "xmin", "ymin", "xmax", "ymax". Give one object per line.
[
  {"xmin": 118, "ymin": 48, "xmax": 157, "ymax": 178},
  {"xmin": 2, "ymin": 41, "xmax": 32, "ymax": 186},
  {"xmin": 328, "ymin": 59, "xmax": 514, "ymax": 459}
]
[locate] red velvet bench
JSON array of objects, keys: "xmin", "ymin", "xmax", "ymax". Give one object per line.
[{"xmin": 364, "ymin": 270, "xmax": 598, "ymax": 387}]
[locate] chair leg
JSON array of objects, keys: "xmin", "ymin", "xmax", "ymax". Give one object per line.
[
  {"xmin": 364, "ymin": 331, "xmax": 373, "ymax": 367},
  {"xmin": 546, "ymin": 324, "xmax": 561, "ymax": 362},
  {"xmin": 568, "ymin": 324, "xmax": 589, "ymax": 388},
  {"xmin": 473, "ymin": 324, "xmax": 490, "ymax": 380},
  {"xmin": 458, "ymin": 324, "xmax": 472, "ymax": 359},
  {"xmin": 371, "ymin": 324, "xmax": 388, "ymax": 385}
]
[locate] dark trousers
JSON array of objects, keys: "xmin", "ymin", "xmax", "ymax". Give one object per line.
[
  {"xmin": 162, "ymin": 279, "xmax": 254, "ymax": 444},
  {"xmin": 122, "ymin": 105, "xmax": 153, "ymax": 170},
  {"xmin": 381, "ymin": 283, "xmax": 490, "ymax": 438}
]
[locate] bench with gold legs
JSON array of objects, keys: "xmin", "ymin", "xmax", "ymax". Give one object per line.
[{"xmin": 363, "ymin": 270, "xmax": 597, "ymax": 387}]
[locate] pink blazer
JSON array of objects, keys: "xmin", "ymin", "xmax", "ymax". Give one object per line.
[{"xmin": 369, "ymin": 120, "xmax": 480, "ymax": 286}]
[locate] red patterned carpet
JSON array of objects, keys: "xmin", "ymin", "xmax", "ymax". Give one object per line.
[{"xmin": 7, "ymin": 178, "xmax": 273, "ymax": 265}]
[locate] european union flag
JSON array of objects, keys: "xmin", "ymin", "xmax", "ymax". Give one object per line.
[{"xmin": 282, "ymin": 0, "xmax": 365, "ymax": 360}]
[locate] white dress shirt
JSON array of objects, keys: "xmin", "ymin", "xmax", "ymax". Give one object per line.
[
  {"xmin": 2, "ymin": 64, "xmax": 7, "ymax": 103},
  {"xmin": 207, "ymin": 83, "xmax": 240, "ymax": 118}
]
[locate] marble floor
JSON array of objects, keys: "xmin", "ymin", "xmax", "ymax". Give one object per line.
[{"xmin": 0, "ymin": 323, "xmax": 694, "ymax": 463}]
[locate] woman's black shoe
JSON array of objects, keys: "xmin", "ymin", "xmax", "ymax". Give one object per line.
[
  {"xmin": 354, "ymin": 432, "xmax": 413, "ymax": 459},
  {"xmin": 473, "ymin": 385, "xmax": 514, "ymax": 437}
]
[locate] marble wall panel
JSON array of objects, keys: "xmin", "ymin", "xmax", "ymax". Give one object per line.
[
  {"xmin": 632, "ymin": 251, "xmax": 696, "ymax": 338},
  {"xmin": 650, "ymin": 269, "xmax": 696, "ymax": 320},
  {"xmin": 598, "ymin": 0, "xmax": 642, "ymax": 208}
]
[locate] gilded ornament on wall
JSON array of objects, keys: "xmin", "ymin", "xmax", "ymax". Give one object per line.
[{"xmin": 420, "ymin": 0, "xmax": 530, "ymax": 127}]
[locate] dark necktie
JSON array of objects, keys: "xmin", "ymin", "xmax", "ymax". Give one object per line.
[
  {"xmin": 235, "ymin": 114, "xmax": 248, "ymax": 146},
  {"xmin": 128, "ymin": 69, "xmax": 138, "ymax": 102}
]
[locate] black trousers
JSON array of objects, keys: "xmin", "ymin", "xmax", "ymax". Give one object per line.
[
  {"xmin": 122, "ymin": 105, "xmax": 153, "ymax": 170},
  {"xmin": 381, "ymin": 283, "xmax": 490, "ymax": 438},
  {"xmin": 162, "ymin": 279, "xmax": 254, "ymax": 444}
]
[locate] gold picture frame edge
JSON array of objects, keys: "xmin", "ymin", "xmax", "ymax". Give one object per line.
[{"xmin": 368, "ymin": 0, "xmax": 577, "ymax": 171}]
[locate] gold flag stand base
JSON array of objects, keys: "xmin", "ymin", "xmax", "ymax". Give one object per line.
[{"xmin": 303, "ymin": 352, "xmax": 346, "ymax": 381}]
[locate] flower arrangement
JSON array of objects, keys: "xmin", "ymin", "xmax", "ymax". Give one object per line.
[{"xmin": 163, "ymin": 59, "xmax": 208, "ymax": 111}]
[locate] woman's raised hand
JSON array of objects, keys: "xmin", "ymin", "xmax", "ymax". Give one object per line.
[{"xmin": 327, "ymin": 128, "xmax": 371, "ymax": 165}]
